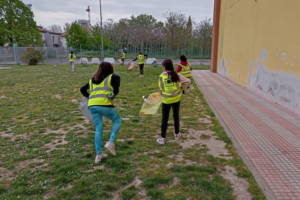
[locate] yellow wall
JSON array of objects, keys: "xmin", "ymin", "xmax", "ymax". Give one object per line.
[
  {"xmin": 217, "ymin": 0, "xmax": 300, "ymax": 115},
  {"xmin": 218, "ymin": 0, "xmax": 300, "ymax": 84}
]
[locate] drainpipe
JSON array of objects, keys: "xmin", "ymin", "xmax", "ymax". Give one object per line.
[{"xmin": 211, "ymin": 0, "xmax": 221, "ymax": 73}]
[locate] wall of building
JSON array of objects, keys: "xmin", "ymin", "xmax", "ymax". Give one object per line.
[{"xmin": 217, "ymin": 0, "xmax": 300, "ymax": 115}]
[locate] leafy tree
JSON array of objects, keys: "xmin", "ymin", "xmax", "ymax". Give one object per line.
[
  {"xmin": 65, "ymin": 21, "xmax": 92, "ymax": 49},
  {"xmin": 0, "ymin": 0, "xmax": 43, "ymax": 46},
  {"xmin": 91, "ymin": 23, "xmax": 111, "ymax": 49}
]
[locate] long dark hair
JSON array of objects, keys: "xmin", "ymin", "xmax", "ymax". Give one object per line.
[
  {"xmin": 138, "ymin": 51, "xmax": 142, "ymax": 55},
  {"xmin": 162, "ymin": 59, "xmax": 180, "ymax": 83},
  {"xmin": 93, "ymin": 62, "xmax": 114, "ymax": 81},
  {"xmin": 71, "ymin": 51, "xmax": 73, "ymax": 59},
  {"xmin": 180, "ymin": 54, "xmax": 187, "ymax": 62}
]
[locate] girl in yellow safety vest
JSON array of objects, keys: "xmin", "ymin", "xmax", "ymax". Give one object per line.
[
  {"xmin": 69, "ymin": 51, "xmax": 76, "ymax": 72},
  {"xmin": 157, "ymin": 59, "xmax": 191, "ymax": 145},
  {"xmin": 80, "ymin": 62, "xmax": 122, "ymax": 163},
  {"xmin": 177, "ymin": 54, "xmax": 192, "ymax": 94},
  {"xmin": 132, "ymin": 51, "xmax": 145, "ymax": 77}
]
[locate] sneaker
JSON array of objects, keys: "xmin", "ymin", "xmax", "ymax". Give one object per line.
[
  {"xmin": 139, "ymin": 75, "xmax": 144, "ymax": 77},
  {"xmin": 105, "ymin": 142, "xmax": 116, "ymax": 156},
  {"xmin": 95, "ymin": 153, "xmax": 107, "ymax": 163},
  {"xmin": 157, "ymin": 137, "xmax": 166, "ymax": 145},
  {"xmin": 174, "ymin": 133, "xmax": 181, "ymax": 140}
]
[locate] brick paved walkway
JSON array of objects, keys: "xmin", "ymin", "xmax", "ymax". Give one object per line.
[{"xmin": 192, "ymin": 70, "xmax": 300, "ymax": 200}]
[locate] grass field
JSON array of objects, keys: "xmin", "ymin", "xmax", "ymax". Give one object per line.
[{"xmin": 0, "ymin": 64, "xmax": 265, "ymax": 200}]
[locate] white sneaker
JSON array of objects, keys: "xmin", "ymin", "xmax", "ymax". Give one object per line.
[
  {"xmin": 139, "ymin": 75, "xmax": 144, "ymax": 77},
  {"xmin": 105, "ymin": 142, "xmax": 116, "ymax": 156},
  {"xmin": 95, "ymin": 153, "xmax": 107, "ymax": 163},
  {"xmin": 174, "ymin": 133, "xmax": 181, "ymax": 140},
  {"xmin": 157, "ymin": 137, "xmax": 166, "ymax": 145}
]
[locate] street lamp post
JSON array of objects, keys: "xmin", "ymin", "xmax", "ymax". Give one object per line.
[{"xmin": 99, "ymin": 0, "xmax": 104, "ymax": 61}]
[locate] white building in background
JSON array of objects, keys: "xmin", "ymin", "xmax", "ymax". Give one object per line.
[
  {"xmin": 38, "ymin": 26, "xmax": 66, "ymax": 48},
  {"xmin": 78, "ymin": 19, "xmax": 89, "ymax": 29}
]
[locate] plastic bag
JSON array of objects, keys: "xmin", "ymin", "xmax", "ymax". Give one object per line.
[
  {"xmin": 140, "ymin": 92, "xmax": 162, "ymax": 115},
  {"xmin": 79, "ymin": 97, "xmax": 93, "ymax": 122},
  {"xmin": 78, "ymin": 98, "xmax": 106, "ymax": 124}
]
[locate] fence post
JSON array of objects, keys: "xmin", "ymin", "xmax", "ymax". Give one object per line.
[
  {"xmin": 55, "ymin": 48, "xmax": 59, "ymax": 64},
  {"xmin": 3, "ymin": 48, "xmax": 6, "ymax": 65},
  {"xmin": 13, "ymin": 44, "xmax": 18, "ymax": 64}
]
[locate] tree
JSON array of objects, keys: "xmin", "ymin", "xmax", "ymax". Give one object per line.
[
  {"xmin": 65, "ymin": 21, "xmax": 92, "ymax": 49},
  {"xmin": 0, "ymin": 0, "xmax": 43, "ymax": 46},
  {"xmin": 49, "ymin": 24, "xmax": 63, "ymax": 33},
  {"xmin": 63, "ymin": 22, "xmax": 71, "ymax": 33}
]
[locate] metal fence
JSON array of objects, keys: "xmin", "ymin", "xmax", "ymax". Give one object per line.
[
  {"xmin": 0, "ymin": 46, "xmax": 71, "ymax": 65},
  {"xmin": 0, "ymin": 47, "xmax": 15, "ymax": 65},
  {"xmin": 0, "ymin": 45, "xmax": 211, "ymax": 65}
]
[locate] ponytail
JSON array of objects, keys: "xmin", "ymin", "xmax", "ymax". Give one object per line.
[
  {"xmin": 71, "ymin": 51, "xmax": 73, "ymax": 59},
  {"xmin": 162, "ymin": 59, "xmax": 180, "ymax": 83}
]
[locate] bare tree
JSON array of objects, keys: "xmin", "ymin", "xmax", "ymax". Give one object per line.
[{"xmin": 49, "ymin": 24, "xmax": 63, "ymax": 33}]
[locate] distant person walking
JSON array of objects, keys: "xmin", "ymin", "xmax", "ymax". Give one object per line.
[
  {"xmin": 177, "ymin": 54, "xmax": 192, "ymax": 94},
  {"xmin": 157, "ymin": 59, "xmax": 191, "ymax": 145},
  {"xmin": 69, "ymin": 51, "xmax": 76, "ymax": 72},
  {"xmin": 120, "ymin": 50, "xmax": 126, "ymax": 65},
  {"xmin": 132, "ymin": 51, "xmax": 145, "ymax": 77},
  {"xmin": 80, "ymin": 62, "xmax": 122, "ymax": 163}
]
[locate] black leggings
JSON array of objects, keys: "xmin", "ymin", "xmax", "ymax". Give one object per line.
[
  {"xmin": 161, "ymin": 101, "xmax": 180, "ymax": 138},
  {"xmin": 139, "ymin": 64, "xmax": 144, "ymax": 75}
]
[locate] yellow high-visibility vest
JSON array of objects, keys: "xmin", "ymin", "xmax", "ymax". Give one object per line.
[
  {"xmin": 69, "ymin": 54, "xmax": 75, "ymax": 62},
  {"xmin": 88, "ymin": 74, "xmax": 113, "ymax": 107},
  {"xmin": 122, "ymin": 52, "xmax": 126, "ymax": 59},
  {"xmin": 158, "ymin": 73, "xmax": 182, "ymax": 104},
  {"xmin": 138, "ymin": 55, "xmax": 144, "ymax": 64},
  {"xmin": 179, "ymin": 62, "xmax": 191, "ymax": 78}
]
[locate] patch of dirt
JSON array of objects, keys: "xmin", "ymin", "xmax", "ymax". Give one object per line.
[
  {"xmin": 0, "ymin": 95, "xmax": 6, "ymax": 99},
  {"xmin": 168, "ymin": 153, "xmax": 197, "ymax": 166},
  {"xmin": 117, "ymin": 138, "xmax": 135, "ymax": 142},
  {"xmin": 170, "ymin": 177, "xmax": 180, "ymax": 187},
  {"xmin": 61, "ymin": 184, "xmax": 73, "ymax": 191},
  {"xmin": 194, "ymin": 96, "xmax": 200, "ymax": 103},
  {"xmin": 198, "ymin": 118, "xmax": 212, "ymax": 124},
  {"xmin": 179, "ymin": 129, "xmax": 231, "ymax": 159},
  {"xmin": 0, "ymin": 167, "xmax": 16, "ymax": 183},
  {"xmin": 53, "ymin": 94, "xmax": 61, "ymax": 100},
  {"xmin": 221, "ymin": 166, "xmax": 253, "ymax": 200},
  {"xmin": 70, "ymin": 99, "xmax": 78, "ymax": 103},
  {"xmin": 17, "ymin": 159, "xmax": 45, "ymax": 169},
  {"xmin": 43, "ymin": 191, "xmax": 55, "ymax": 199},
  {"xmin": 84, "ymin": 165, "xmax": 105, "ymax": 173},
  {"xmin": 112, "ymin": 176, "xmax": 144, "ymax": 200}
]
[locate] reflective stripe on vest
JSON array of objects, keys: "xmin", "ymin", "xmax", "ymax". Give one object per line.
[
  {"xmin": 122, "ymin": 53, "xmax": 126, "ymax": 58},
  {"xmin": 158, "ymin": 74, "xmax": 182, "ymax": 104},
  {"xmin": 69, "ymin": 54, "xmax": 75, "ymax": 62},
  {"xmin": 179, "ymin": 63, "xmax": 191, "ymax": 77},
  {"xmin": 88, "ymin": 74, "xmax": 113, "ymax": 106},
  {"xmin": 138, "ymin": 55, "xmax": 144, "ymax": 64}
]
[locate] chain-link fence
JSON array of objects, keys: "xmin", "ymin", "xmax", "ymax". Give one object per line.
[
  {"xmin": 0, "ymin": 45, "xmax": 211, "ymax": 65},
  {"xmin": 0, "ymin": 47, "xmax": 15, "ymax": 65},
  {"xmin": 71, "ymin": 45, "xmax": 211, "ymax": 60}
]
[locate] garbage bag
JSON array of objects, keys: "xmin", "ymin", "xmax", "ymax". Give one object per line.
[
  {"xmin": 79, "ymin": 97, "xmax": 105, "ymax": 124},
  {"xmin": 140, "ymin": 92, "xmax": 162, "ymax": 115},
  {"xmin": 79, "ymin": 97, "xmax": 93, "ymax": 122}
]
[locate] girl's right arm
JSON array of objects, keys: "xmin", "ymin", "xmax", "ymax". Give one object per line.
[{"xmin": 80, "ymin": 83, "xmax": 90, "ymax": 97}]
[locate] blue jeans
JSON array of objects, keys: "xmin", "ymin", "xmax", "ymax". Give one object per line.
[
  {"xmin": 89, "ymin": 106, "xmax": 122, "ymax": 154},
  {"xmin": 121, "ymin": 58, "xmax": 125, "ymax": 65}
]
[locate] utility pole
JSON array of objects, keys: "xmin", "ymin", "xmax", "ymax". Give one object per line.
[{"xmin": 99, "ymin": 0, "xmax": 104, "ymax": 61}]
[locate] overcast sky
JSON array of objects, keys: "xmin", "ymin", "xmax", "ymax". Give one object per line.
[{"xmin": 23, "ymin": 0, "xmax": 214, "ymax": 29}]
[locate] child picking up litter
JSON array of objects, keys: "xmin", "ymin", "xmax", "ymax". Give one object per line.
[
  {"xmin": 80, "ymin": 62, "xmax": 122, "ymax": 163},
  {"xmin": 157, "ymin": 59, "xmax": 191, "ymax": 145}
]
